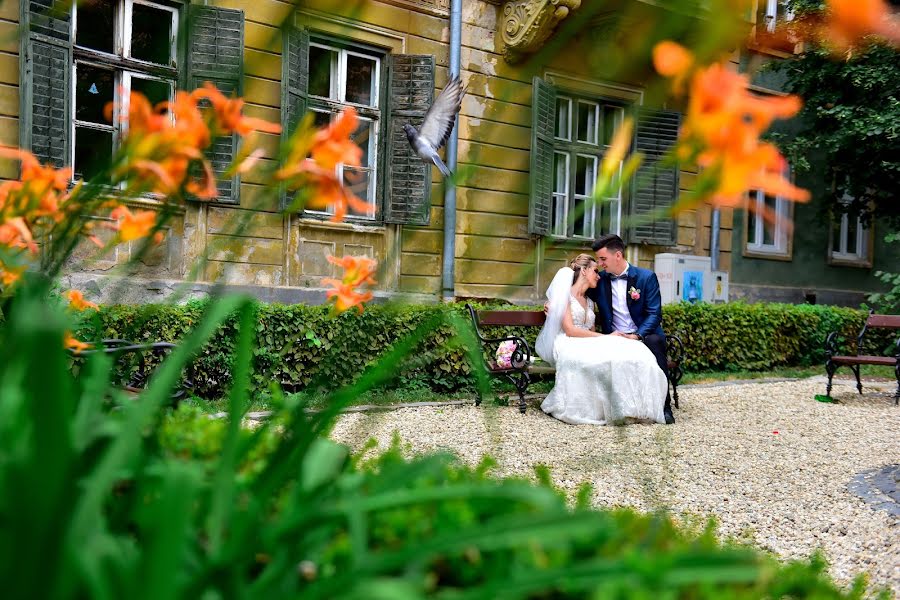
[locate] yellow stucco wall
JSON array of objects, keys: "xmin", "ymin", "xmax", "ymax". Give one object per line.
[{"xmin": 1, "ymin": 0, "xmax": 733, "ymax": 304}]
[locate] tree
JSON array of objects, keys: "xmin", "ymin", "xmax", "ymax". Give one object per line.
[{"xmin": 773, "ymin": 2, "xmax": 900, "ymax": 224}]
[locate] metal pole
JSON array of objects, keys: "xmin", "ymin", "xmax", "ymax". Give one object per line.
[
  {"xmin": 710, "ymin": 207, "xmax": 721, "ymax": 271},
  {"xmin": 441, "ymin": 0, "xmax": 462, "ymax": 302}
]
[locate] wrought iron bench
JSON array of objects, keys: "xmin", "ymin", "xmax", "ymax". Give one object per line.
[
  {"xmin": 70, "ymin": 338, "xmax": 194, "ymax": 404},
  {"xmin": 824, "ymin": 311, "xmax": 900, "ymax": 404},
  {"xmin": 466, "ymin": 304, "xmax": 684, "ymax": 414}
]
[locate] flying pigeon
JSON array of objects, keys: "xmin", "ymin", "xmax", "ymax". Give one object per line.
[{"xmin": 403, "ymin": 75, "xmax": 466, "ymax": 178}]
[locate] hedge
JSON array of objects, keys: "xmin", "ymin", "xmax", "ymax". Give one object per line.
[{"xmin": 77, "ymin": 300, "xmax": 878, "ymax": 399}]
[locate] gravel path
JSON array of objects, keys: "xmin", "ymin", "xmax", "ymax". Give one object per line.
[{"xmin": 330, "ymin": 377, "xmax": 900, "ymax": 595}]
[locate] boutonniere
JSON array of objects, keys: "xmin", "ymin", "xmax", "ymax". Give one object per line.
[{"xmin": 629, "ymin": 286, "xmax": 641, "ymax": 301}]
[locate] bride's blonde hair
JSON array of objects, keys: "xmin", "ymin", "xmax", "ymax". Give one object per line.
[{"xmin": 569, "ymin": 253, "xmax": 596, "ymax": 284}]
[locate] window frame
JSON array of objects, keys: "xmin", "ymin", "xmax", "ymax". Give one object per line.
[
  {"xmin": 828, "ymin": 201, "xmax": 874, "ymax": 268},
  {"xmin": 764, "ymin": 0, "xmax": 794, "ymax": 33},
  {"xmin": 304, "ymin": 37, "xmax": 384, "ymax": 223},
  {"xmin": 743, "ymin": 186, "xmax": 793, "ymax": 260},
  {"xmin": 70, "ymin": 0, "xmax": 180, "ymax": 185},
  {"xmin": 549, "ymin": 92, "xmax": 626, "ymax": 241}
]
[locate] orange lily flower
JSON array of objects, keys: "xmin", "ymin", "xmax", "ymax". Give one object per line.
[
  {"xmin": 109, "ymin": 206, "xmax": 158, "ymax": 242},
  {"xmin": 192, "ymin": 82, "xmax": 283, "ymax": 136},
  {"xmin": 276, "ymin": 108, "xmax": 373, "ymax": 222},
  {"xmin": 326, "ymin": 254, "xmax": 377, "ymax": 287},
  {"xmin": 65, "ymin": 289, "xmax": 99, "ymax": 311},
  {"xmin": 824, "ymin": 0, "xmax": 900, "ymax": 52},
  {"xmin": 64, "ymin": 332, "xmax": 92, "ymax": 354},
  {"xmin": 322, "ymin": 253, "xmax": 378, "ymax": 313},
  {"xmin": 310, "ymin": 108, "xmax": 363, "ymax": 170},
  {"xmin": 652, "ymin": 41, "xmax": 694, "ymax": 93},
  {"xmin": 322, "ymin": 281, "xmax": 374, "ymax": 313},
  {"xmin": 0, "ymin": 264, "xmax": 25, "ymax": 287},
  {"xmin": 653, "ymin": 42, "xmax": 810, "ymax": 211}
]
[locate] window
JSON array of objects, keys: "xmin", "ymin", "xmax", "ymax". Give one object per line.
[
  {"xmin": 745, "ymin": 182, "xmax": 792, "ymax": 257},
  {"xmin": 72, "ymin": 0, "xmax": 178, "ymax": 182},
  {"xmin": 549, "ymin": 95, "xmax": 625, "ymax": 239},
  {"xmin": 306, "ymin": 41, "xmax": 381, "ymax": 221},
  {"xmin": 761, "ymin": 0, "xmax": 794, "ymax": 33},
  {"xmin": 829, "ymin": 199, "xmax": 871, "ymax": 266}
]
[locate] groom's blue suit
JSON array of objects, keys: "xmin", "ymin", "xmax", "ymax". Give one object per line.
[
  {"xmin": 588, "ymin": 265, "xmax": 665, "ymax": 339},
  {"xmin": 587, "ymin": 264, "xmax": 671, "ymax": 415}
]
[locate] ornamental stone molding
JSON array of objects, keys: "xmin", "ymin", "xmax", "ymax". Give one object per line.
[
  {"xmin": 500, "ymin": 0, "xmax": 581, "ymax": 63},
  {"xmin": 379, "ymin": 0, "xmax": 449, "ymax": 17}
]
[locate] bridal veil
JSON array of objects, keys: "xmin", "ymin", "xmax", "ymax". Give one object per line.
[{"xmin": 535, "ymin": 267, "xmax": 573, "ymax": 366}]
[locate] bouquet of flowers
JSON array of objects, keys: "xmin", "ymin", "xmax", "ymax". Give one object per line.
[{"xmin": 495, "ymin": 340, "xmax": 517, "ymax": 368}]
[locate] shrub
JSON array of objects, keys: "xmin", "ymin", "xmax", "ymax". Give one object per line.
[{"xmin": 77, "ymin": 300, "xmax": 877, "ymax": 398}]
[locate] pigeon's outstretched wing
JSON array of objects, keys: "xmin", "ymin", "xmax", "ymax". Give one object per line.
[{"xmin": 417, "ymin": 76, "xmax": 466, "ymax": 151}]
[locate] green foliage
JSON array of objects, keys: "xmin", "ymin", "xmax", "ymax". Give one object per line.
[
  {"xmin": 773, "ymin": 39, "xmax": 900, "ymax": 223},
  {"xmin": 78, "ymin": 300, "xmax": 876, "ymax": 398},
  {"xmin": 662, "ymin": 302, "xmax": 868, "ymax": 371},
  {"xmin": 868, "ymin": 232, "xmax": 900, "ymax": 312},
  {"xmin": 4, "ymin": 283, "xmax": 886, "ymax": 599}
]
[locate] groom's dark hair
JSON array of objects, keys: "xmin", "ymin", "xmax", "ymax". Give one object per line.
[{"xmin": 591, "ymin": 234, "xmax": 626, "ymax": 254}]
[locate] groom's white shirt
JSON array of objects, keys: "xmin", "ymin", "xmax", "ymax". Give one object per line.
[{"xmin": 610, "ymin": 262, "xmax": 638, "ymax": 334}]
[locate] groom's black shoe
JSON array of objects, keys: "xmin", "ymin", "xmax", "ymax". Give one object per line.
[{"xmin": 663, "ymin": 407, "xmax": 675, "ymax": 425}]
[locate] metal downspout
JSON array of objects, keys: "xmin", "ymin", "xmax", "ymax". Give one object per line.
[
  {"xmin": 441, "ymin": 0, "xmax": 462, "ymax": 302},
  {"xmin": 710, "ymin": 208, "xmax": 721, "ymax": 271}
]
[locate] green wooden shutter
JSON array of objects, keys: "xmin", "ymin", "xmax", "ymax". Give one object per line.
[
  {"xmin": 187, "ymin": 5, "xmax": 244, "ymax": 204},
  {"xmin": 384, "ymin": 54, "xmax": 434, "ymax": 225},
  {"xmin": 529, "ymin": 76, "xmax": 556, "ymax": 236},
  {"xmin": 280, "ymin": 26, "xmax": 308, "ymax": 210},
  {"xmin": 631, "ymin": 108, "xmax": 680, "ymax": 245},
  {"xmin": 21, "ymin": 0, "xmax": 72, "ymax": 168},
  {"xmin": 282, "ymin": 26, "xmax": 309, "ymax": 137}
]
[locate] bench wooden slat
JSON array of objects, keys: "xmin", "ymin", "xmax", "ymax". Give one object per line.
[
  {"xmin": 831, "ymin": 355, "xmax": 897, "ymax": 366},
  {"xmin": 477, "ymin": 310, "xmax": 546, "ymax": 327},
  {"xmin": 867, "ymin": 315, "xmax": 900, "ymax": 328}
]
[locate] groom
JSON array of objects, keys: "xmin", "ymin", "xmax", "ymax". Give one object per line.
[{"xmin": 588, "ymin": 234, "xmax": 675, "ymax": 424}]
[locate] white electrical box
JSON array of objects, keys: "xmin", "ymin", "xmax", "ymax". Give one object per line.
[{"xmin": 654, "ymin": 253, "xmax": 729, "ymax": 305}]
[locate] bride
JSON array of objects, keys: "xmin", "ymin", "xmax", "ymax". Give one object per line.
[{"xmin": 537, "ymin": 254, "xmax": 668, "ymax": 425}]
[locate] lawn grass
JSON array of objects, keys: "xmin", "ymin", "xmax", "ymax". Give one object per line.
[{"xmin": 187, "ymin": 364, "xmax": 897, "ymax": 414}]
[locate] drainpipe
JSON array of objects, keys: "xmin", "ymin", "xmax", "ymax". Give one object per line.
[
  {"xmin": 441, "ymin": 0, "xmax": 462, "ymax": 302},
  {"xmin": 710, "ymin": 208, "xmax": 721, "ymax": 271}
]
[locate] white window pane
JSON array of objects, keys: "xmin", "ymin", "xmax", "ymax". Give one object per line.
[
  {"xmin": 343, "ymin": 168, "xmax": 374, "ymax": 217},
  {"xmin": 351, "ymin": 118, "xmax": 374, "ymax": 167},
  {"xmin": 603, "ymin": 199, "xmax": 620, "ymax": 235},
  {"xmin": 345, "ymin": 54, "xmax": 377, "ymax": 106},
  {"xmin": 573, "ymin": 197, "xmax": 588, "ymax": 237},
  {"xmin": 552, "ymin": 194, "xmax": 566, "ymax": 236},
  {"xmin": 311, "ymin": 110, "xmax": 331, "ymax": 129},
  {"xmin": 131, "ymin": 3, "xmax": 174, "ymax": 65},
  {"xmin": 846, "ymin": 216, "xmax": 859, "ymax": 256},
  {"xmin": 76, "ymin": 0, "xmax": 114, "ymax": 53},
  {"xmin": 309, "ymin": 46, "xmax": 337, "ymax": 98},
  {"xmin": 555, "ymin": 98, "xmax": 571, "ymax": 140},
  {"xmin": 574, "ymin": 155, "xmax": 596, "ymax": 197},
  {"xmin": 74, "ymin": 127, "xmax": 113, "ymax": 181},
  {"xmin": 75, "ymin": 64, "xmax": 115, "ymax": 124},
  {"xmin": 553, "ymin": 152, "xmax": 568, "ymax": 194},
  {"xmin": 762, "ymin": 194, "xmax": 777, "ymax": 245},
  {"xmin": 131, "ymin": 76, "xmax": 173, "ymax": 107},
  {"xmin": 577, "ymin": 101, "xmax": 598, "ymax": 144},
  {"xmin": 601, "ymin": 106, "xmax": 623, "ymax": 146}
]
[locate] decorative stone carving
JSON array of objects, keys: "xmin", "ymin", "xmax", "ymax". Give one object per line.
[{"xmin": 500, "ymin": 0, "xmax": 581, "ymax": 63}]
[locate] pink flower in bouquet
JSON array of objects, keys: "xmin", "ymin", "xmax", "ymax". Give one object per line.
[
  {"xmin": 629, "ymin": 286, "xmax": 641, "ymax": 301},
  {"xmin": 496, "ymin": 340, "xmax": 516, "ymax": 369}
]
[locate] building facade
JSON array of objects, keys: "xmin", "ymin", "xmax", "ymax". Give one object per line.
[{"xmin": 1, "ymin": 0, "xmax": 893, "ymax": 306}]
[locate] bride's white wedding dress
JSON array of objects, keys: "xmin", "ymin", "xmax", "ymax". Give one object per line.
[{"xmin": 540, "ymin": 296, "xmax": 668, "ymax": 425}]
